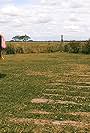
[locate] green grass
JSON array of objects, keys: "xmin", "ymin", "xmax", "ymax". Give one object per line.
[{"xmin": 0, "ymin": 52, "xmax": 90, "ymax": 132}]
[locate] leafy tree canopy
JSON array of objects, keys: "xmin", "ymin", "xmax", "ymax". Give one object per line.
[{"xmin": 12, "ymin": 34, "xmax": 32, "ymax": 42}]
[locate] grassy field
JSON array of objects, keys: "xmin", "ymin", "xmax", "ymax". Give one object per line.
[{"xmin": 0, "ymin": 52, "xmax": 90, "ymax": 132}]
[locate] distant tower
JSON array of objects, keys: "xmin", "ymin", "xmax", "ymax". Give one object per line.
[{"xmin": 61, "ymin": 35, "xmax": 64, "ymax": 42}]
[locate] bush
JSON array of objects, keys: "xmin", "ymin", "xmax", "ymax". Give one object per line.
[
  {"xmin": 64, "ymin": 41, "xmax": 81, "ymax": 53},
  {"xmin": 6, "ymin": 43, "xmax": 15, "ymax": 54},
  {"xmin": 15, "ymin": 46, "xmax": 24, "ymax": 54},
  {"xmin": 81, "ymin": 40, "xmax": 90, "ymax": 54},
  {"xmin": 63, "ymin": 43, "xmax": 70, "ymax": 52}
]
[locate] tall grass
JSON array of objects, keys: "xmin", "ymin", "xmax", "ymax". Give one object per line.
[
  {"xmin": 4, "ymin": 40, "xmax": 90, "ymax": 54},
  {"xmin": 5, "ymin": 42, "xmax": 62, "ymax": 54}
]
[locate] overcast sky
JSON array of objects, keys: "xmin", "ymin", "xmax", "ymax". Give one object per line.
[{"xmin": 0, "ymin": 0, "xmax": 90, "ymax": 41}]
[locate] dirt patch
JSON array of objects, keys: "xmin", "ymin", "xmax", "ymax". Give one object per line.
[
  {"xmin": 29, "ymin": 110, "xmax": 53, "ymax": 115},
  {"xmin": 52, "ymin": 120, "xmax": 90, "ymax": 128},
  {"xmin": 26, "ymin": 109, "xmax": 90, "ymax": 117},
  {"xmin": 31, "ymin": 98, "xmax": 77, "ymax": 105},
  {"xmin": 55, "ymin": 100, "xmax": 77, "ymax": 105},
  {"xmin": 45, "ymin": 89, "xmax": 64, "ymax": 91},
  {"xmin": 9, "ymin": 118, "xmax": 51, "ymax": 125},
  {"xmin": 9, "ymin": 117, "xmax": 90, "ymax": 128},
  {"xmin": 43, "ymin": 93, "xmax": 60, "ymax": 97},
  {"xmin": 31, "ymin": 98, "xmax": 53, "ymax": 104},
  {"xmin": 69, "ymin": 112, "xmax": 90, "ymax": 117}
]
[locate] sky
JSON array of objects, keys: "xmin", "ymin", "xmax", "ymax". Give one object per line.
[{"xmin": 0, "ymin": 0, "xmax": 90, "ymax": 41}]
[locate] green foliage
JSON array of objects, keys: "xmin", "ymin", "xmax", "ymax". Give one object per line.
[
  {"xmin": 63, "ymin": 40, "xmax": 90, "ymax": 54},
  {"xmin": 12, "ymin": 34, "xmax": 31, "ymax": 42},
  {"xmin": 15, "ymin": 46, "xmax": 24, "ymax": 54},
  {"xmin": 6, "ymin": 43, "xmax": 15, "ymax": 54},
  {"xmin": 12, "ymin": 35, "xmax": 20, "ymax": 42},
  {"xmin": 81, "ymin": 39, "xmax": 90, "ymax": 54},
  {"xmin": 63, "ymin": 41, "xmax": 81, "ymax": 53}
]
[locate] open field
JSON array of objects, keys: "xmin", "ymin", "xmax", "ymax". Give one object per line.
[{"xmin": 0, "ymin": 52, "xmax": 90, "ymax": 132}]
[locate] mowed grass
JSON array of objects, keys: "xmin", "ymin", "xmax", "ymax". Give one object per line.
[{"xmin": 0, "ymin": 52, "xmax": 90, "ymax": 133}]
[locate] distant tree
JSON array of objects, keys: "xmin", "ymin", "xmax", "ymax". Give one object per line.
[
  {"xmin": 12, "ymin": 34, "xmax": 31, "ymax": 42},
  {"xmin": 19, "ymin": 34, "xmax": 31, "ymax": 42},
  {"xmin": 12, "ymin": 35, "xmax": 20, "ymax": 42}
]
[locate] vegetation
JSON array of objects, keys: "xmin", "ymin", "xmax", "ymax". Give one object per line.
[
  {"xmin": 11, "ymin": 34, "xmax": 32, "ymax": 42},
  {"xmin": 5, "ymin": 42, "xmax": 61, "ymax": 54},
  {"xmin": 0, "ymin": 53, "xmax": 90, "ymax": 132},
  {"xmin": 4, "ymin": 40, "xmax": 90, "ymax": 55}
]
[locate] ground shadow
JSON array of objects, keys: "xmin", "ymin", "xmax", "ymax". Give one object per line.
[{"xmin": 0, "ymin": 73, "xmax": 6, "ymax": 79}]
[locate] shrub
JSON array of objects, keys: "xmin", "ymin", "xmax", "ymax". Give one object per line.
[
  {"xmin": 63, "ymin": 43, "xmax": 70, "ymax": 52},
  {"xmin": 15, "ymin": 46, "xmax": 24, "ymax": 54},
  {"xmin": 63, "ymin": 41, "xmax": 81, "ymax": 53},
  {"xmin": 6, "ymin": 43, "xmax": 15, "ymax": 54},
  {"xmin": 81, "ymin": 40, "xmax": 90, "ymax": 54}
]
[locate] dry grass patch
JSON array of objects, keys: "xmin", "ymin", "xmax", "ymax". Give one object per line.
[
  {"xmin": 9, "ymin": 117, "xmax": 90, "ymax": 128},
  {"xmin": 67, "ymin": 64, "xmax": 90, "ymax": 78},
  {"xmin": 9, "ymin": 117, "xmax": 51, "ymax": 125},
  {"xmin": 55, "ymin": 100, "xmax": 77, "ymax": 105},
  {"xmin": 47, "ymin": 64, "xmax": 90, "ymax": 84},
  {"xmin": 31, "ymin": 98, "xmax": 77, "ymax": 105},
  {"xmin": 29, "ymin": 110, "xmax": 53, "ymax": 115},
  {"xmin": 70, "ymin": 64, "xmax": 90, "ymax": 72},
  {"xmin": 31, "ymin": 98, "xmax": 53, "ymax": 104},
  {"xmin": 25, "ymin": 69, "xmax": 54, "ymax": 77},
  {"xmin": 45, "ymin": 89, "xmax": 89, "ymax": 95},
  {"xmin": 43, "ymin": 93, "xmax": 87, "ymax": 101},
  {"xmin": 48, "ymin": 81, "xmax": 90, "ymax": 87},
  {"xmin": 69, "ymin": 112, "xmax": 90, "ymax": 117},
  {"xmin": 52, "ymin": 120, "xmax": 90, "ymax": 128}
]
